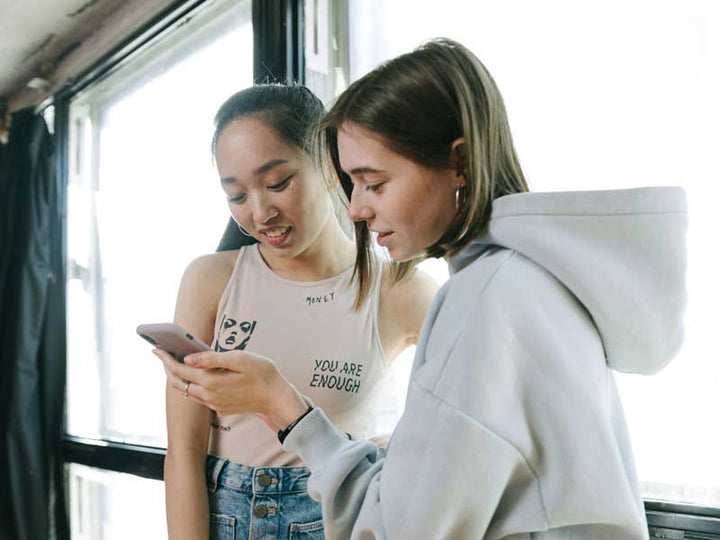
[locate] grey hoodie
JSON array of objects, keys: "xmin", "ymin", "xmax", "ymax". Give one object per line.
[{"xmin": 285, "ymin": 187, "xmax": 687, "ymax": 539}]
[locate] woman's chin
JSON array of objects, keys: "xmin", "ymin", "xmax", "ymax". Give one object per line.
[{"xmin": 385, "ymin": 244, "xmax": 421, "ymax": 263}]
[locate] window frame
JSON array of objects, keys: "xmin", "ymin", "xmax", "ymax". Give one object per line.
[
  {"xmin": 54, "ymin": 0, "xmax": 304, "ymax": 523},
  {"xmin": 53, "ymin": 1, "xmax": 720, "ymax": 538}
]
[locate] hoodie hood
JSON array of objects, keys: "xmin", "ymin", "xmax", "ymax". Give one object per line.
[{"xmin": 449, "ymin": 187, "xmax": 687, "ymax": 375}]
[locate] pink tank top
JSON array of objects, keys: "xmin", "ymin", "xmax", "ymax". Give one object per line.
[{"xmin": 208, "ymin": 245, "xmax": 388, "ymax": 466}]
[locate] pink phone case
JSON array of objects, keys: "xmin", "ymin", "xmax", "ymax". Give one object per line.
[{"xmin": 136, "ymin": 323, "xmax": 211, "ymax": 363}]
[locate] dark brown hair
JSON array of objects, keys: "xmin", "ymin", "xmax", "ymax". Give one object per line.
[{"xmin": 212, "ymin": 83, "xmax": 324, "ymax": 160}]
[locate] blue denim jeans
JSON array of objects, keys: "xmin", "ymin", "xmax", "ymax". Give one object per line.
[{"xmin": 206, "ymin": 455, "xmax": 325, "ymax": 540}]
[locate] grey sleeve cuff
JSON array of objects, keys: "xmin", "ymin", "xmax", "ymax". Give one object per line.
[{"xmin": 282, "ymin": 407, "xmax": 355, "ymax": 470}]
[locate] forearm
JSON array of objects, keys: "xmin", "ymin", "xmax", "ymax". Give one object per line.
[
  {"xmin": 164, "ymin": 450, "xmax": 210, "ymax": 540},
  {"xmin": 283, "ymin": 387, "xmax": 522, "ymax": 540},
  {"xmin": 260, "ymin": 379, "xmax": 311, "ymax": 433}
]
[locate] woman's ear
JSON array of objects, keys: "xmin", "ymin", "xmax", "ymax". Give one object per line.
[{"xmin": 450, "ymin": 137, "xmax": 467, "ymax": 186}]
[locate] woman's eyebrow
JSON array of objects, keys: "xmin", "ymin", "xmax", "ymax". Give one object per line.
[
  {"xmin": 348, "ymin": 166, "xmax": 386, "ymax": 176},
  {"xmin": 253, "ymin": 158, "xmax": 290, "ymax": 176},
  {"xmin": 221, "ymin": 159, "xmax": 291, "ymax": 185}
]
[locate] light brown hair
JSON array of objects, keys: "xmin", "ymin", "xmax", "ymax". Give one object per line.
[{"xmin": 318, "ymin": 38, "xmax": 529, "ymax": 308}]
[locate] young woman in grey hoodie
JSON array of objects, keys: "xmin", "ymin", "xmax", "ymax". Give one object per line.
[{"xmin": 164, "ymin": 38, "xmax": 687, "ymax": 539}]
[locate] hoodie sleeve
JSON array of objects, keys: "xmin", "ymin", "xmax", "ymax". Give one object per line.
[{"xmin": 283, "ymin": 385, "xmax": 544, "ymax": 540}]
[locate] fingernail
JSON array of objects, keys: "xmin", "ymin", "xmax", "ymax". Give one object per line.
[{"xmin": 185, "ymin": 355, "xmax": 197, "ymax": 365}]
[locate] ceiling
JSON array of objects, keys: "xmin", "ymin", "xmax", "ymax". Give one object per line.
[{"xmin": 0, "ymin": 0, "xmax": 124, "ymax": 103}]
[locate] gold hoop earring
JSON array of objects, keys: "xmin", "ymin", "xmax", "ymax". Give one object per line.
[{"xmin": 455, "ymin": 185, "xmax": 467, "ymax": 213}]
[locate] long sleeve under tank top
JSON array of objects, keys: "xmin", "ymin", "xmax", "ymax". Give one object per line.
[{"xmin": 208, "ymin": 244, "xmax": 388, "ymax": 467}]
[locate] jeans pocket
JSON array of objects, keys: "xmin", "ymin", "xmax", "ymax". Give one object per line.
[
  {"xmin": 209, "ymin": 513, "xmax": 236, "ymax": 540},
  {"xmin": 289, "ymin": 518, "xmax": 325, "ymax": 539}
]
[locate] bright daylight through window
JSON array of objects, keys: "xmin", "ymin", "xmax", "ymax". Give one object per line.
[{"xmin": 65, "ymin": 1, "xmax": 252, "ymax": 536}]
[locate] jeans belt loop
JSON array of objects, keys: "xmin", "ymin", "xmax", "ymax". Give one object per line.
[{"xmin": 208, "ymin": 457, "xmax": 227, "ymax": 493}]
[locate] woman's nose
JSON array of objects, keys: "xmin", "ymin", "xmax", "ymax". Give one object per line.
[
  {"xmin": 348, "ymin": 190, "xmax": 374, "ymax": 223},
  {"xmin": 251, "ymin": 192, "xmax": 279, "ymax": 224}
]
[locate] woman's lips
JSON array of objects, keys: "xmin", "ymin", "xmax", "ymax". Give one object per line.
[
  {"xmin": 376, "ymin": 231, "xmax": 393, "ymax": 247},
  {"xmin": 262, "ymin": 226, "xmax": 292, "ymax": 246}
]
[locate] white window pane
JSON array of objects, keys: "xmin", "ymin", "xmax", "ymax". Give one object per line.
[
  {"xmin": 66, "ymin": 0, "xmax": 253, "ymax": 446},
  {"xmin": 68, "ymin": 464, "xmax": 166, "ymax": 540}
]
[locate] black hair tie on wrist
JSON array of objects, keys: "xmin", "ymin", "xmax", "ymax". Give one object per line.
[{"xmin": 277, "ymin": 406, "xmax": 314, "ymax": 444}]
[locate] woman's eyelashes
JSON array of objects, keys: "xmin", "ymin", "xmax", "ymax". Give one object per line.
[
  {"xmin": 365, "ymin": 182, "xmax": 385, "ymax": 193},
  {"xmin": 268, "ymin": 174, "xmax": 294, "ymax": 191},
  {"xmin": 228, "ymin": 192, "xmax": 246, "ymax": 204},
  {"xmin": 227, "ymin": 174, "xmax": 295, "ymax": 204}
]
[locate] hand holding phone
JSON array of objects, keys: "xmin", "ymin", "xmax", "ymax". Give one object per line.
[{"xmin": 136, "ymin": 323, "xmax": 211, "ymax": 363}]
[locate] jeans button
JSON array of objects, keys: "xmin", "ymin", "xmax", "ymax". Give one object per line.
[
  {"xmin": 258, "ymin": 474, "xmax": 273, "ymax": 487},
  {"xmin": 253, "ymin": 505, "xmax": 268, "ymax": 518}
]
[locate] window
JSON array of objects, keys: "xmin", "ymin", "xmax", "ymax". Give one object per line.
[
  {"xmin": 330, "ymin": 0, "xmax": 720, "ymax": 510},
  {"xmin": 65, "ymin": 0, "xmax": 253, "ymax": 533},
  {"xmin": 67, "ymin": 0, "xmax": 252, "ymax": 447},
  {"xmin": 68, "ymin": 464, "xmax": 167, "ymax": 539}
]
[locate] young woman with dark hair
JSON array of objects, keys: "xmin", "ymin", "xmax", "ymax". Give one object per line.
[
  {"xmin": 155, "ymin": 84, "xmax": 435, "ymax": 539},
  {"xmin": 163, "ymin": 41, "xmax": 687, "ymax": 539}
]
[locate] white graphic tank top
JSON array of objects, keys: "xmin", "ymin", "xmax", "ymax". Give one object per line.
[{"xmin": 208, "ymin": 245, "xmax": 388, "ymax": 466}]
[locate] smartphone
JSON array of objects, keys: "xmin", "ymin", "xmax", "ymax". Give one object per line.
[{"xmin": 136, "ymin": 322, "xmax": 211, "ymax": 363}]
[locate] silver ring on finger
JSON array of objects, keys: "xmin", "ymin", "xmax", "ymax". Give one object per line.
[{"xmin": 183, "ymin": 380, "xmax": 190, "ymax": 398}]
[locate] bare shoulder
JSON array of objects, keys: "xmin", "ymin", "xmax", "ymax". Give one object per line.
[
  {"xmin": 174, "ymin": 250, "xmax": 240, "ymax": 336},
  {"xmin": 184, "ymin": 250, "xmax": 237, "ymax": 279},
  {"xmin": 381, "ymin": 263, "xmax": 438, "ymax": 317},
  {"xmin": 180, "ymin": 250, "xmax": 237, "ymax": 297},
  {"xmin": 378, "ymin": 262, "xmax": 439, "ymax": 360}
]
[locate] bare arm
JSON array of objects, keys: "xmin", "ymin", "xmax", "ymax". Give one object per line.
[{"xmin": 164, "ymin": 253, "xmax": 235, "ymax": 540}]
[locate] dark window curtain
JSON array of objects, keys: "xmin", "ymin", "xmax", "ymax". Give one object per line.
[{"xmin": 0, "ymin": 108, "xmax": 69, "ymax": 540}]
